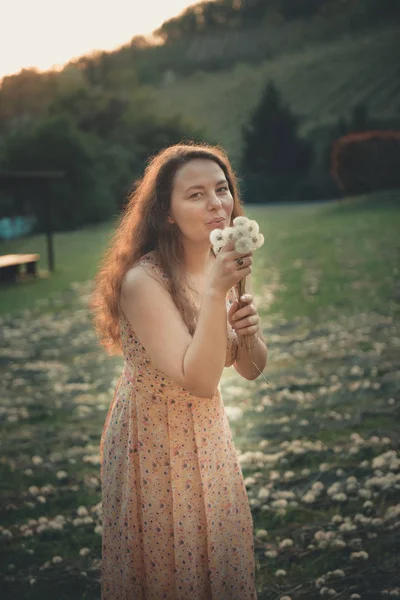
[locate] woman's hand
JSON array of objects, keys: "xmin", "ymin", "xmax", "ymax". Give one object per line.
[
  {"xmin": 207, "ymin": 239, "xmax": 253, "ymax": 296},
  {"xmin": 228, "ymin": 293, "xmax": 260, "ymax": 338}
]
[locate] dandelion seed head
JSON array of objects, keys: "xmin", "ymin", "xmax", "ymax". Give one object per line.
[
  {"xmin": 235, "ymin": 237, "xmax": 253, "ymax": 253},
  {"xmin": 232, "ymin": 216, "xmax": 248, "ymax": 227}
]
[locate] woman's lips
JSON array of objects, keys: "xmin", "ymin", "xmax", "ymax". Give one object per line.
[{"xmin": 207, "ymin": 218, "xmax": 225, "ymax": 225}]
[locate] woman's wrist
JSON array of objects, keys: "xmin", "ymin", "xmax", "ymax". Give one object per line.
[{"xmin": 248, "ymin": 332, "xmax": 259, "ymax": 350}]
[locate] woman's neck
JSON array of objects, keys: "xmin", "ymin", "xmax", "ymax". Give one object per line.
[{"xmin": 181, "ymin": 242, "xmax": 215, "ymax": 278}]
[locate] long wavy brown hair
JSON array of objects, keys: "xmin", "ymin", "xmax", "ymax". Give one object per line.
[{"xmin": 89, "ymin": 141, "xmax": 245, "ymax": 355}]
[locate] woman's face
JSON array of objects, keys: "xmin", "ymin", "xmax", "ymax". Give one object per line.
[{"xmin": 168, "ymin": 159, "xmax": 234, "ymax": 244}]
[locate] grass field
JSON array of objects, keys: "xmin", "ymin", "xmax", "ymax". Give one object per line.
[
  {"xmin": 151, "ymin": 25, "xmax": 400, "ymax": 166},
  {"xmin": 0, "ymin": 190, "xmax": 399, "ymax": 599}
]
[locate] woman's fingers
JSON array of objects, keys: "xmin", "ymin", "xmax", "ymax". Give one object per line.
[
  {"xmin": 239, "ymin": 293, "xmax": 253, "ymax": 304},
  {"xmin": 234, "ymin": 314, "xmax": 260, "ymax": 330},
  {"xmin": 227, "ymin": 301, "xmax": 239, "ymax": 322},
  {"xmin": 232, "ymin": 303, "xmax": 257, "ymax": 323}
]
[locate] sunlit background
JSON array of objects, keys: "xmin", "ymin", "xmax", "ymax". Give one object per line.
[
  {"xmin": 1, "ymin": 1, "xmax": 400, "ymax": 598},
  {"xmin": 1, "ymin": 0, "xmax": 201, "ymax": 78}
]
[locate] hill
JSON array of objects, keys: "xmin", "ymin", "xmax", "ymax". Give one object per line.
[{"xmin": 150, "ymin": 24, "xmax": 400, "ymax": 166}]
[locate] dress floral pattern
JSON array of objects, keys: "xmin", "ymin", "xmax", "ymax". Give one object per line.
[{"xmin": 100, "ymin": 251, "xmax": 258, "ymax": 599}]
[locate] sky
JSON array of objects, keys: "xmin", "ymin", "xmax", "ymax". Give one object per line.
[{"xmin": 1, "ymin": 0, "xmax": 203, "ymax": 79}]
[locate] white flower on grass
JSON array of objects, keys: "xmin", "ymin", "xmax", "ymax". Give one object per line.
[
  {"xmin": 56, "ymin": 470, "xmax": 68, "ymax": 480},
  {"xmin": 275, "ymin": 569, "xmax": 287, "ymax": 576},
  {"xmin": 265, "ymin": 550, "xmax": 277, "ymax": 558},
  {"xmin": 331, "ymin": 538, "xmax": 346, "ymax": 549},
  {"xmin": 272, "ymin": 499, "xmax": 288, "ymax": 509},
  {"xmin": 302, "ymin": 491, "xmax": 317, "ymax": 504},
  {"xmin": 0, "ymin": 529, "xmax": 13, "ymax": 540},
  {"xmin": 280, "ymin": 596, "xmax": 292, "ymax": 600},
  {"xmin": 331, "ymin": 569, "xmax": 345, "ymax": 578},
  {"xmin": 350, "ymin": 551, "xmax": 369, "ymax": 560},
  {"xmin": 257, "ymin": 487, "xmax": 270, "ymax": 500},
  {"xmin": 79, "ymin": 547, "xmax": 90, "ymax": 556},
  {"xmin": 312, "ymin": 481, "xmax": 325, "ymax": 492},
  {"xmin": 384, "ymin": 504, "xmax": 400, "ymax": 522},
  {"xmin": 314, "ymin": 530, "xmax": 327, "ymax": 542},
  {"xmin": 350, "ymin": 595, "xmax": 361, "ymax": 599},
  {"xmin": 256, "ymin": 529, "xmax": 268, "ymax": 539},
  {"xmin": 32, "ymin": 455, "xmax": 43, "ymax": 465},
  {"xmin": 280, "ymin": 538, "xmax": 294, "ymax": 549},
  {"xmin": 327, "ymin": 482, "xmax": 341, "ymax": 497},
  {"xmin": 51, "ymin": 555, "xmax": 63, "ymax": 564},
  {"xmin": 332, "ymin": 493, "xmax": 348, "ymax": 502},
  {"xmin": 331, "ymin": 515, "xmax": 343, "ymax": 524},
  {"xmin": 77, "ymin": 506, "xmax": 89, "ymax": 517},
  {"xmin": 301, "ymin": 468, "xmax": 311, "ymax": 476}
]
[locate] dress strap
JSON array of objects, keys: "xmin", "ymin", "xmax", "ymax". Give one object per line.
[{"xmin": 136, "ymin": 251, "xmax": 170, "ymax": 290}]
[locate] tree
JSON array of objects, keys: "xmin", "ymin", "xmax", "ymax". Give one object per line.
[
  {"xmin": 1, "ymin": 114, "xmax": 116, "ymax": 231},
  {"xmin": 241, "ymin": 79, "xmax": 313, "ymax": 201}
]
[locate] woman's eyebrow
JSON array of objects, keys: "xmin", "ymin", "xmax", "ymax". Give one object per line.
[{"xmin": 185, "ymin": 179, "xmax": 228, "ymax": 193}]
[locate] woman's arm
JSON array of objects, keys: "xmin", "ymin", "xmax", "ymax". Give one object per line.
[
  {"xmin": 230, "ymin": 273, "xmax": 268, "ymax": 380},
  {"xmin": 120, "ymin": 266, "xmax": 228, "ymax": 399},
  {"xmin": 234, "ymin": 330, "xmax": 268, "ymax": 380}
]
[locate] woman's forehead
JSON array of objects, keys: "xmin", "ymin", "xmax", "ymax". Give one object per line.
[{"xmin": 174, "ymin": 159, "xmax": 226, "ymax": 190}]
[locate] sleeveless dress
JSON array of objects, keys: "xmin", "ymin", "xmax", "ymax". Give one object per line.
[{"xmin": 100, "ymin": 251, "xmax": 258, "ymax": 600}]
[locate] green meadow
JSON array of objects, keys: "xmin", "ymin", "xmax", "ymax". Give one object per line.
[{"xmin": 0, "ymin": 191, "xmax": 399, "ymax": 599}]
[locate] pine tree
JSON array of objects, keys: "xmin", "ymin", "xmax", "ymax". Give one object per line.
[{"xmin": 241, "ymin": 80, "xmax": 313, "ymax": 201}]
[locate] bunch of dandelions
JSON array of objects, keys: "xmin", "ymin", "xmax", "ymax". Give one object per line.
[
  {"xmin": 209, "ymin": 216, "xmax": 267, "ymax": 382},
  {"xmin": 210, "ymin": 216, "xmax": 264, "ymax": 256},
  {"xmin": 209, "ymin": 216, "xmax": 264, "ymax": 306}
]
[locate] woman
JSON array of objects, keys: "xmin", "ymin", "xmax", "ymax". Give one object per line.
[{"xmin": 90, "ymin": 142, "xmax": 268, "ymax": 599}]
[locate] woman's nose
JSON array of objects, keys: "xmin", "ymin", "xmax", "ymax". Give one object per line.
[{"xmin": 208, "ymin": 193, "xmax": 222, "ymax": 208}]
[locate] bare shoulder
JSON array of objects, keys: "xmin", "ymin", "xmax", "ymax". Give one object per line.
[
  {"xmin": 121, "ymin": 261, "xmax": 167, "ymax": 306},
  {"xmin": 122, "ymin": 251, "xmax": 167, "ymax": 290}
]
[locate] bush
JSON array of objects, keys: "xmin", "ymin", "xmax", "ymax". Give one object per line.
[{"xmin": 331, "ymin": 131, "xmax": 400, "ymax": 195}]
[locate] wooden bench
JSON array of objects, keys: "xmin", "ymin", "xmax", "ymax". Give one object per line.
[{"xmin": 0, "ymin": 253, "xmax": 40, "ymax": 283}]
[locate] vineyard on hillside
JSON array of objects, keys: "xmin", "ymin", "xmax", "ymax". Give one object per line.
[{"xmin": 151, "ymin": 25, "xmax": 400, "ymax": 166}]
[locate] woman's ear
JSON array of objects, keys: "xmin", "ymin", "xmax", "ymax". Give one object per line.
[{"xmin": 167, "ymin": 215, "xmax": 175, "ymax": 224}]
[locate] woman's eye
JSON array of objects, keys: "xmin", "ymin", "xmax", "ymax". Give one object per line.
[
  {"xmin": 190, "ymin": 192, "xmax": 202, "ymax": 198},
  {"xmin": 217, "ymin": 186, "xmax": 228, "ymax": 193}
]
